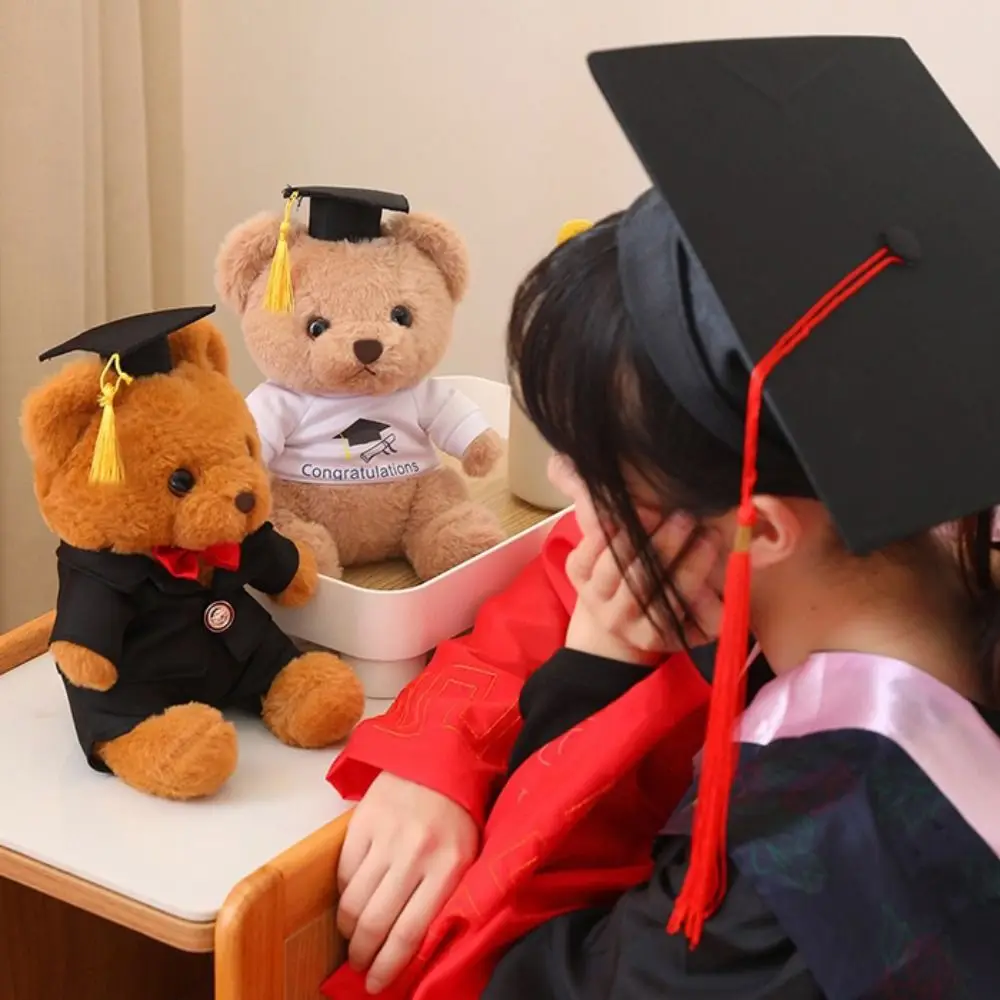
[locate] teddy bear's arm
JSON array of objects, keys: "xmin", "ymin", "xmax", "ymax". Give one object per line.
[
  {"xmin": 415, "ymin": 378, "xmax": 501, "ymax": 475},
  {"xmin": 462, "ymin": 428, "xmax": 505, "ymax": 478},
  {"xmin": 49, "ymin": 567, "xmax": 135, "ymax": 690},
  {"xmin": 240, "ymin": 521, "xmax": 307, "ymax": 597},
  {"xmin": 49, "ymin": 641, "xmax": 118, "ymax": 691}
]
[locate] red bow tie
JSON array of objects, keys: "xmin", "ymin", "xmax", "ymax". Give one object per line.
[{"xmin": 150, "ymin": 543, "xmax": 241, "ymax": 580}]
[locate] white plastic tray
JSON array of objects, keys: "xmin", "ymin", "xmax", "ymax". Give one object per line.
[{"xmin": 258, "ymin": 376, "xmax": 566, "ymax": 698}]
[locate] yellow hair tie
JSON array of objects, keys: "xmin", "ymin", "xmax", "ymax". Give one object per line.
[
  {"xmin": 89, "ymin": 353, "xmax": 133, "ymax": 484},
  {"xmin": 264, "ymin": 190, "xmax": 299, "ymax": 314}
]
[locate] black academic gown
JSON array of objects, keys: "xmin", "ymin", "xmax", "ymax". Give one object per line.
[
  {"xmin": 50, "ymin": 522, "xmax": 302, "ymax": 769},
  {"xmin": 486, "ymin": 648, "xmax": 1000, "ymax": 999}
]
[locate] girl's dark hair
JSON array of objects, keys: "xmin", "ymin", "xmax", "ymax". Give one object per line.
[
  {"xmin": 957, "ymin": 515, "xmax": 1000, "ymax": 701},
  {"xmin": 507, "ymin": 211, "xmax": 1000, "ymax": 700}
]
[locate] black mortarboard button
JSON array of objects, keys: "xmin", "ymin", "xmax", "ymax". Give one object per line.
[
  {"xmin": 589, "ymin": 36, "xmax": 1000, "ymax": 554},
  {"xmin": 881, "ymin": 225, "xmax": 922, "ymax": 264},
  {"xmin": 283, "ymin": 186, "xmax": 409, "ymax": 243},
  {"xmin": 39, "ymin": 305, "xmax": 216, "ymax": 378},
  {"xmin": 334, "ymin": 418, "xmax": 390, "ymax": 447}
]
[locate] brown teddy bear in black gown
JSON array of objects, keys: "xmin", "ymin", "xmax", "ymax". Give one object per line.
[{"xmin": 21, "ymin": 305, "xmax": 364, "ymax": 800}]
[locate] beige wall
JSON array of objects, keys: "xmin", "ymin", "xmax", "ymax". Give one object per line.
[
  {"xmin": 180, "ymin": 0, "xmax": 1000, "ymax": 394},
  {"xmin": 2, "ymin": 0, "xmax": 999, "ymax": 626}
]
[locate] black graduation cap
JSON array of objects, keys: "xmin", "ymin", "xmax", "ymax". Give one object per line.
[
  {"xmin": 283, "ymin": 186, "xmax": 409, "ymax": 243},
  {"xmin": 334, "ymin": 418, "xmax": 389, "ymax": 447},
  {"xmin": 588, "ymin": 36, "xmax": 1000, "ymax": 555},
  {"xmin": 38, "ymin": 305, "xmax": 216, "ymax": 378}
]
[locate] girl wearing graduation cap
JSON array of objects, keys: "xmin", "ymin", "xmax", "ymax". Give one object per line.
[
  {"xmin": 328, "ymin": 34, "xmax": 1000, "ymax": 1000},
  {"xmin": 477, "ymin": 35, "xmax": 1000, "ymax": 1000}
]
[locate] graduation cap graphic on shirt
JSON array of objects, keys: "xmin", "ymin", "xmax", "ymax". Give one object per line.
[
  {"xmin": 335, "ymin": 419, "xmax": 389, "ymax": 447},
  {"xmin": 334, "ymin": 418, "xmax": 397, "ymax": 461}
]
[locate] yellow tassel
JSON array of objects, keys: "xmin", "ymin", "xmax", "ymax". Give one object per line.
[
  {"xmin": 264, "ymin": 190, "xmax": 299, "ymax": 314},
  {"xmin": 89, "ymin": 354, "xmax": 133, "ymax": 485},
  {"xmin": 556, "ymin": 219, "xmax": 593, "ymax": 246}
]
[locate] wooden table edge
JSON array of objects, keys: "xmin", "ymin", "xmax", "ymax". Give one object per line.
[
  {"xmin": 0, "ymin": 842, "xmax": 215, "ymax": 952},
  {"xmin": 0, "ymin": 610, "xmax": 54, "ymax": 675}
]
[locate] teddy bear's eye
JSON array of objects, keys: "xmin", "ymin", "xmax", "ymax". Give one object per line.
[
  {"xmin": 168, "ymin": 468, "xmax": 196, "ymax": 497},
  {"xmin": 246, "ymin": 435, "xmax": 257, "ymax": 458},
  {"xmin": 390, "ymin": 305, "xmax": 413, "ymax": 328},
  {"xmin": 307, "ymin": 316, "xmax": 330, "ymax": 338}
]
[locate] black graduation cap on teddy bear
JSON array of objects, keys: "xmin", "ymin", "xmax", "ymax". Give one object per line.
[
  {"xmin": 285, "ymin": 186, "xmax": 409, "ymax": 243},
  {"xmin": 39, "ymin": 306, "xmax": 216, "ymax": 378},
  {"xmin": 38, "ymin": 305, "xmax": 217, "ymax": 483},
  {"xmin": 263, "ymin": 186, "xmax": 410, "ymax": 315}
]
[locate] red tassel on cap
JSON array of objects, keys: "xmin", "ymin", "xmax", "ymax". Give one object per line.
[{"xmin": 668, "ymin": 246, "xmax": 902, "ymax": 948}]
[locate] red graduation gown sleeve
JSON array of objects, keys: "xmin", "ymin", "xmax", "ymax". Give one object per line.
[
  {"xmin": 327, "ymin": 513, "xmax": 582, "ymax": 827},
  {"xmin": 323, "ymin": 653, "xmax": 711, "ymax": 1000}
]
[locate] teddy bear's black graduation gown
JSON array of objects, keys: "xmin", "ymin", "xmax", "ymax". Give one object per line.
[
  {"xmin": 483, "ymin": 647, "xmax": 1000, "ymax": 1000},
  {"xmin": 49, "ymin": 521, "xmax": 302, "ymax": 769}
]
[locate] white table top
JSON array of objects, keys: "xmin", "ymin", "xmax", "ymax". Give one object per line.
[{"xmin": 0, "ymin": 653, "xmax": 382, "ymax": 922}]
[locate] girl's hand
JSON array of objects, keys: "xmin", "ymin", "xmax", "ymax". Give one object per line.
[
  {"xmin": 565, "ymin": 515, "xmax": 724, "ymax": 662},
  {"xmin": 337, "ymin": 772, "xmax": 478, "ymax": 993}
]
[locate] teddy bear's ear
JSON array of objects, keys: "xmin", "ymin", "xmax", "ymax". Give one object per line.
[
  {"xmin": 169, "ymin": 318, "xmax": 230, "ymax": 377},
  {"xmin": 21, "ymin": 361, "xmax": 101, "ymax": 487},
  {"xmin": 386, "ymin": 213, "xmax": 470, "ymax": 303},
  {"xmin": 214, "ymin": 212, "xmax": 304, "ymax": 315}
]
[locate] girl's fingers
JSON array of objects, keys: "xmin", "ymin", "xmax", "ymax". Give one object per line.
[
  {"xmin": 569, "ymin": 510, "xmax": 727, "ymax": 652},
  {"xmin": 667, "ymin": 529, "xmax": 720, "ymax": 599},
  {"xmin": 650, "ymin": 514, "xmax": 701, "ymax": 567},
  {"xmin": 346, "ymin": 856, "xmax": 425, "ymax": 974},
  {"xmin": 338, "ymin": 849, "xmax": 392, "ymax": 942},
  {"xmin": 585, "ymin": 530, "xmax": 637, "ymax": 602},
  {"xmin": 608, "ymin": 520, "xmax": 722, "ymax": 643},
  {"xmin": 338, "ymin": 823, "xmax": 374, "ymax": 893},
  {"xmin": 565, "ymin": 531, "xmax": 605, "ymax": 590}
]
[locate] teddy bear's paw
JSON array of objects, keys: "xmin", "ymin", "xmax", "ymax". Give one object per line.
[
  {"xmin": 262, "ymin": 652, "xmax": 365, "ymax": 748},
  {"xmin": 273, "ymin": 540, "xmax": 321, "ymax": 608},
  {"xmin": 98, "ymin": 704, "xmax": 238, "ymax": 800},
  {"xmin": 50, "ymin": 641, "xmax": 119, "ymax": 691},
  {"xmin": 272, "ymin": 513, "xmax": 343, "ymax": 580},
  {"xmin": 461, "ymin": 429, "xmax": 504, "ymax": 478},
  {"xmin": 406, "ymin": 502, "xmax": 506, "ymax": 580}
]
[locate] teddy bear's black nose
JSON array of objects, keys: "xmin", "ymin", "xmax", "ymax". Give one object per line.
[
  {"xmin": 353, "ymin": 339, "xmax": 384, "ymax": 365},
  {"xmin": 234, "ymin": 491, "xmax": 256, "ymax": 514}
]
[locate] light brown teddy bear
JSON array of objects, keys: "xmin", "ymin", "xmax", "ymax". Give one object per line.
[
  {"xmin": 21, "ymin": 306, "xmax": 365, "ymax": 800},
  {"xmin": 214, "ymin": 186, "xmax": 506, "ymax": 580}
]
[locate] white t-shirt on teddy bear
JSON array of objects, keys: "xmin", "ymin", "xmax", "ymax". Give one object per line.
[{"xmin": 246, "ymin": 379, "xmax": 493, "ymax": 486}]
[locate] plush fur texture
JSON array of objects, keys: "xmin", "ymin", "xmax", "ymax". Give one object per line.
[
  {"xmin": 215, "ymin": 208, "xmax": 505, "ymax": 580},
  {"xmin": 22, "ymin": 319, "xmax": 365, "ymax": 800}
]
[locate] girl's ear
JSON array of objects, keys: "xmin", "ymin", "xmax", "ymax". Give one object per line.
[{"xmin": 748, "ymin": 495, "xmax": 805, "ymax": 571}]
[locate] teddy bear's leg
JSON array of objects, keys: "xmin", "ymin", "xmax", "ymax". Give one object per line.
[
  {"xmin": 270, "ymin": 507, "xmax": 343, "ymax": 578},
  {"xmin": 402, "ymin": 467, "xmax": 506, "ymax": 580},
  {"xmin": 262, "ymin": 651, "xmax": 365, "ymax": 748},
  {"xmin": 98, "ymin": 704, "xmax": 238, "ymax": 800}
]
